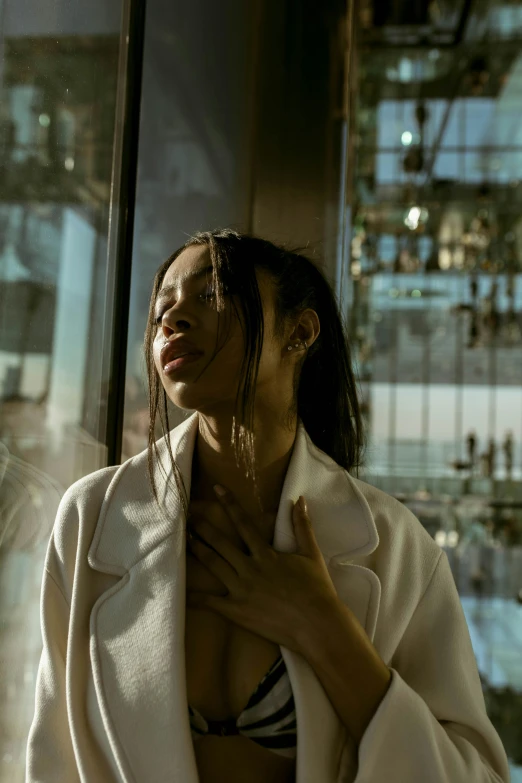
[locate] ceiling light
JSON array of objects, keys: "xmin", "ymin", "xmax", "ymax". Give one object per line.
[{"xmin": 404, "ymin": 206, "xmax": 421, "ymax": 230}]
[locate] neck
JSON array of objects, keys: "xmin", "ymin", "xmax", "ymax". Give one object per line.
[{"xmin": 191, "ymin": 411, "xmax": 298, "ymax": 518}]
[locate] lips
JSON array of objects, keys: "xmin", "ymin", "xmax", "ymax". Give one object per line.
[
  {"xmin": 160, "ymin": 338, "xmax": 203, "ymax": 367},
  {"xmin": 163, "ymin": 353, "xmax": 202, "ymax": 375}
]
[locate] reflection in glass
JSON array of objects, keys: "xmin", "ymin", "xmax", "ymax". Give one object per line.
[
  {"xmin": 0, "ymin": 3, "xmax": 123, "ymax": 779},
  {"xmin": 121, "ymin": 0, "xmax": 260, "ymax": 461},
  {"xmin": 351, "ymin": 3, "xmax": 522, "ymax": 775}
]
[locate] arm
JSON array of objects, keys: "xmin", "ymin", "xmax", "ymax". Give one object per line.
[
  {"xmin": 299, "ymin": 550, "xmax": 510, "ymax": 783},
  {"xmin": 25, "ymin": 539, "xmax": 81, "ymax": 782},
  {"xmin": 298, "ymin": 598, "xmax": 392, "ymax": 746}
]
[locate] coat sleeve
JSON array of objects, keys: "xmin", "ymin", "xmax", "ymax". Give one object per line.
[
  {"xmin": 354, "ymin": 550, "xmax": 510, "ymax": 783},
  {"xmin": 25, "ymin": 536, "xmax": 81, "ymax": 782}
]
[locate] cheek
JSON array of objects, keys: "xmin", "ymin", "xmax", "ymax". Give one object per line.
[
  {"xmin": 211, "ymin": 342, "xmax": 244, "ymax": 380},
  {"xmin": 202, "ymin": 337, "xmax": 249, "ymax": 389}
]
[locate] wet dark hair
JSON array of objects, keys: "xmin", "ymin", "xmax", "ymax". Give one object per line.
[{"xmin": 143, "ymin": 228, "xmax": 367, "ymax": 520}]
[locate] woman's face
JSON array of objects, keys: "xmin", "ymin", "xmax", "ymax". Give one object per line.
[{"xmin": 152, "ymin": 244, "xmax": 291, "ymax": 416}]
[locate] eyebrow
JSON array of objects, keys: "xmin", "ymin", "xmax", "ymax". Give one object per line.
[{"xmin": 155, "ymin": 264, "xmax": 214, "ymax": 305}]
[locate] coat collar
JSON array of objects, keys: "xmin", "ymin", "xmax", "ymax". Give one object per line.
[{"xmin": 86, "ymin": 412, "xmax": 381, "ymax": 783}]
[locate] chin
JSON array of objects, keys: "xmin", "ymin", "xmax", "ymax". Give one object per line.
[
  {"xmin": 164, "ymin": 389, "xmax": 201, "ymax": 409},
  {"xmin": 164, "ymin": 387, "xmax": 218, "ymax": 412}
]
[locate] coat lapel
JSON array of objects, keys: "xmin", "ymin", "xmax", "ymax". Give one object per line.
[{"xmin": 87, "ymin": 412, "xmax": 381, "ymax": 783}]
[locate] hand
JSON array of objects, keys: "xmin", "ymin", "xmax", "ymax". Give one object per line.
[{"xmin": 185, "ymin": 486, "xmax": 345, "ymax": 653}]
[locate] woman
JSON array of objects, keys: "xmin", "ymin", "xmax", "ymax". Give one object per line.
[{"xmin": 26, "ymin": 229, "xmax": 509, "ymax": 783}]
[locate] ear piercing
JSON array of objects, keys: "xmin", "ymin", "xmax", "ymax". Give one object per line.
[{"xmin": 287, "ymin": 341, "xmax": 308, "ymax": 351}]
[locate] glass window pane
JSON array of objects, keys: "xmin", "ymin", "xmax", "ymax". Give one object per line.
[
  {"xmin": 375, "ymin": 152, "xmax": 399, "ymax": 184},
  {"xmin": 423, "ymin": 99, "xmax": 449, "ymax": 148},
  {"xmin": 464, "ymin": 151, "xmax": 488, "ymax": 182},
  {"xmin": 433, "ymin": 151, "xmax": 459, "ymax": 180},
  {"xmin": 460, "ymin": 385, "xmax": 490, "ymax": 465},
  {"xmin": 394, "ymin": 384, "xmax": 424, "ymax": 473},
  {"xmin": 121, "ymin": 0, "xmax": 263, "ymax": 461},
  {"xmin": 377, "ymin": 100, "xmax": 403, "ymax": 148},
  {"xmin": 368, "ymin": 382, "xmax": 391, "ymax": 473},
  {"xmin": 494, "ymin": 388, "xmax": 522, "ymax": 476},
  {"xmin": 427, "ymin": 385, "xmax": 458, "ymax": 472},
  {"xmin": 353, "ymin": 11, "xmax": 522, "ymax": 775},
  {"xmin": 0, "ymin": 2, "xmax": 125, "ymax": 779},
  {"xmin": 463, "ymin": 98, "xmax": 495, "ymax": 147}
]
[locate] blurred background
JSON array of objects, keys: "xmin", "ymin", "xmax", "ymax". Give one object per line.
[{"xmin": 0, "ymin": 0, "xmax": 521, "ymax": 779}]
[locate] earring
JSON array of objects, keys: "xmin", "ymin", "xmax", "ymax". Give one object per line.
[{"xmin": 287, "ymin": 340, "xmax": 308, "ymax": 351}]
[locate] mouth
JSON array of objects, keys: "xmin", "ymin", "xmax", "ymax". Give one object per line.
[{"xmin": 163, "ymin": 352, "xmax": 202, "ymax": 375}]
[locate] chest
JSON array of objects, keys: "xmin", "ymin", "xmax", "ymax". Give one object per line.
[
  {"xmin": 184, "ymin": 536, "xmax": 281, "ymax": 720},
  {"xmin": 184, "ymin": 546, "xmax": 297, "ymax": 783},
  {"xmin": 182, "ymin": 492, "xmax": 297, "ymax": 781}
]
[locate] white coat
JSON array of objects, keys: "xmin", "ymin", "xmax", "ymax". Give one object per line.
[{"xmin": 26, "ymin": 411, "xmax": 510, "ymax": 782}]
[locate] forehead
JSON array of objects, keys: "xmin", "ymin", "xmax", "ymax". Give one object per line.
[
  {"xmin": 162, "ymin": 245, "xmax": 211, "ymax": 286},
  {"xmin": 156, "ymin": 243, "xmax": 272, "ymax": 308},
  {"xmin": 156, "ymin": 246, "xmax": 213, "ymax": 305}
]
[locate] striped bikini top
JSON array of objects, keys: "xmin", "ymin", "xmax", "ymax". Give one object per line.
[{"xmin": 188, "ymin": 653, "xmax": 297, "ymax": 758}]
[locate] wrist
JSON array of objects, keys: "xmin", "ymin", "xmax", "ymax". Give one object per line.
[{"xmin": 297, "ymin": 596, "xmax": 354, "ymax": 659}]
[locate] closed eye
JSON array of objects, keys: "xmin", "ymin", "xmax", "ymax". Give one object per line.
[{"xmin": 154, "ymin": 291, "xmax": 216, "ymax": 323}]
